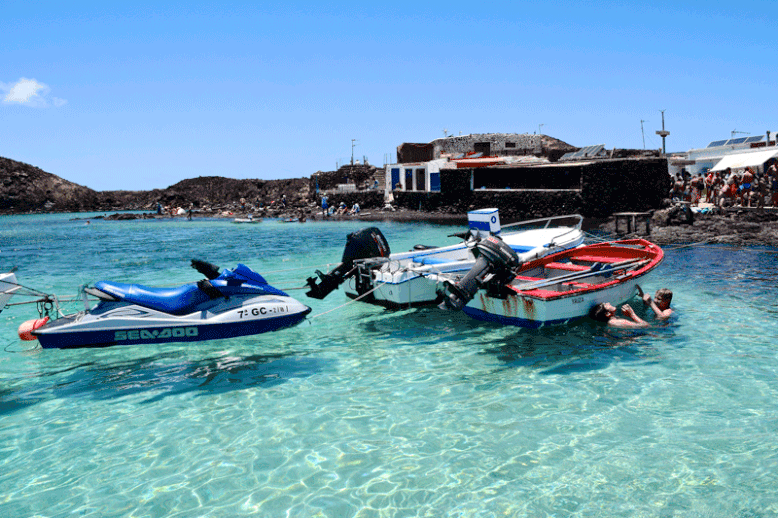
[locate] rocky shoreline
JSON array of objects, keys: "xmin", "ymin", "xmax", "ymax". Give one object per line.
[
  {"xmin": 92, "ymin": 203, "xmax": 778, "ymax": 248},
  {"xmin": 6, "ymin": 154, "xmax": 778, "ymax": 248}
]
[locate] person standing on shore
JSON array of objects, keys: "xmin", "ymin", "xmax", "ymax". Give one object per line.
[
  {"xmin": 321, "ymin": 194, "xmax": 329, "ymax": 217},
  {"xmin": 740, "ymin": 167, "xmax": 755, "ymax": 206},
  {"xmin": 767, "ymin": 162, "xmax": 778, "ymax": 207},
  {"xmin": 704, "ymin": 170, "xmax": 714, "ymax": 203},
  {"xmin": 690, "ymin": 173, "xmax": 704, "ymax": 206}
]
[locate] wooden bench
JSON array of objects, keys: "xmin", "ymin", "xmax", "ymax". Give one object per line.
[
  {"xmin": 571, "ymin": 255, "xmax": 623, "ymax": 264},
  {"xmin": 544, "ymin": 262, "xmax": 590, "ymax": 272},
  {"xmin": 614, "ymin": 212, "xmax": 652, "ymax": 235},
  {"xmin": 514, "ymin": 275, "xmax": 543, "ymax": 281},
  {"xmin": 562, "ymin": 281, "xmax": 593, "ymax": 289}
]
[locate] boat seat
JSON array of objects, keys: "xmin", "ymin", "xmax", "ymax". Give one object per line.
[
  {"xmin": 562, "ymin": 281, "xmax": 593, "ymax": 289},
  {"xmin": 508, "ymin": 285, "xmax": 562, "ymax": 297},
  {"xmin": 94, "ymin": 281, "xmax": 212, "ymax": 315},
  {"xmin": 571, "ymin": 255, "xmax": 624, "ymax": 264},
  {"xmin": 514, "ymin": 275, "xmax": 543, "ymax": 281},
  {"xmin": 544, "ymin": 262, "xmax": 590, "ymax": 272}
]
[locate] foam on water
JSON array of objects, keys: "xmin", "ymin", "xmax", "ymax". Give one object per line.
[{"xmin": 1, "ymin": 213, "xmax": 777, "ymax": 517}]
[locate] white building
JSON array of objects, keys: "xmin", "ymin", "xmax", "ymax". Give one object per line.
[
  {"xmin": 385, "ymin": 159, "xmax": 448, "ymax": 192},
  {"xmin": 673, "ymin": 134, "xmax": 778, "ymax": 176}
]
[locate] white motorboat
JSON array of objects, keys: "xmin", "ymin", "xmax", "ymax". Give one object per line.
[{"xmin": 306, "ymin": 210, "xmax": 585, "ymax": 308}]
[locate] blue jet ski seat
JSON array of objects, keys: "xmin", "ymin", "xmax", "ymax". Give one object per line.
[
  {"xmin": 94, "ymin": 281, "xmax": 212, "ymax": 315},
  {"xmin": 93, "ymin": 264, "xmax": 289, "ymax": 315}
]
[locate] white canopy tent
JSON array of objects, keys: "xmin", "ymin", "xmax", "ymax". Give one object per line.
[{"xmin": 710, "ymin": 149, "xmax": 778, "ymax": 172}]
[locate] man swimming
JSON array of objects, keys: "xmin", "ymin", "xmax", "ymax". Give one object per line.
[
  {"xmin": 637, "ymin": 285, "xmax": 673, "ymax": 320},
  {"xmin": 589, "ymin": 302, "xmax": 649, "ymax": 328}
]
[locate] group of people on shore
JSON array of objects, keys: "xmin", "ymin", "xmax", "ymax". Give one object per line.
[
  {"xmin": 320, "ymin": 195, "xmax": 361, "ymax": 217},
  {"xmin": 671, "ymin": 161, "xmax": 778, "ymax": 209}
]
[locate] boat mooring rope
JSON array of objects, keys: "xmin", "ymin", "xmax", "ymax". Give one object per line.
[
  {"xmin": 306, "ymin": 279, "xmax": 392, "ymax": 321},
  {"xmin": 4, "ymin": 340, "xmax": 41, "ymax": 353},
  {"xmin": 661, "ymin": 239, "xmax": 714, "ymax": 251},
  {"xmin": 583, "ymin": 231, "xmax": 612, "ymax": 243}
]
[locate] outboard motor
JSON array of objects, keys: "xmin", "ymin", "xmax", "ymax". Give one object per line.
[
  {"xmin": 438, "ymin": 235, "xmax": 520, "ymax": 310},
  {"xmin": 306, "ymin": 227, "xmax": 391, "ymax": 299}
]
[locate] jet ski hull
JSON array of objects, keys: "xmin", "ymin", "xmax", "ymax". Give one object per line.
[{"xmin": 34, "ymin": 295, "xmax": 311, "ymax": 349}]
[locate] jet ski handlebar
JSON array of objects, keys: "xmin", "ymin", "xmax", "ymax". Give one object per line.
[{"xmin": 191, "ymin": 259, "xmax": 221, "ymax": 280}]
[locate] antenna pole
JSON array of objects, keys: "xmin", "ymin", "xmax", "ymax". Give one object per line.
[
  {"xmin": 655, "ymin": 110, "xmax": 670, "ymax": 155},
  {"xmin": 640, "ymin": 120, "xmax": 646, "ymax": 149}
]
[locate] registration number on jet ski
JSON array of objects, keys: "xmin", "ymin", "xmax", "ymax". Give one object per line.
[{"xmin": 237, "ymin": 306, "xmax": 289, "ymax": 318}]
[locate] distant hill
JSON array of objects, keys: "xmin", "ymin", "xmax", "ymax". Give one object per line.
[
  {"xmin": 0, "ymin": 157, "xmax": 102, "ymax": 213},
  {"xmin": 0, "ymin": 157, "xmax": 312, "ymax": 213}
]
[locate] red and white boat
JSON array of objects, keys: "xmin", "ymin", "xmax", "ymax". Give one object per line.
[{"xmin": 437, "ymin": 238, "xmax": 664, "ymax": 328}]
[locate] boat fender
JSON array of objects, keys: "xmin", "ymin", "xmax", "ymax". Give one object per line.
[{"xmin": 18, "ymin": 317, "xmax": 49, "ymax": 341}]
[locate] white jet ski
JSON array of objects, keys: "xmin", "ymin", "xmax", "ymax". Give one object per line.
[{"xmin": 16, "ymin": 260, "xmax": 311, "ymax": 349}]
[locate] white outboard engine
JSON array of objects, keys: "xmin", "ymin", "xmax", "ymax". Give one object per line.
[
  {"xmin": 438, "ymin": 234, "xmax": 519, "ymax": 310},
  {"xmin": 306, "ymin": 227, "xmax": 391, "ymax": 299}
]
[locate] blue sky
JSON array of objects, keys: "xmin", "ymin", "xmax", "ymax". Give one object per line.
[{"xmin": 3, "ymin": 1, "xmax": 776, "ymax": 191}]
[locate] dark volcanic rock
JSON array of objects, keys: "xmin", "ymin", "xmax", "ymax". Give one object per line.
[
  {"xmin": 600, "ymin": 206, "xmax": 778, "ymax": 247},
  {"xmin": 0, "ymin": 156, "xmax": 311, "ymax": 214},
  {"xmin": 0, "ymin": 157, "xmax": 101, "ymax": 213}
]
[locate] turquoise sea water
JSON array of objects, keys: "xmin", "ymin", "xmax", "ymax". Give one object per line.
[{"xmin": 1, "ymin": 213, "xmax": 777, "ymax": 517}]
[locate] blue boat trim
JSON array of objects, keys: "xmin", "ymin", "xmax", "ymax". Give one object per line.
[{"xmin": 461, "ymin": 306, "xmax": 582, "ymax": 328}]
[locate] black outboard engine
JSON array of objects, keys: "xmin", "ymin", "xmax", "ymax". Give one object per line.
[
  {"xmin": 438, "ymin": 235, "xmax": 520, "ymax": 310},
  {"xmin": 306, "ymin": 227, "xmax": 391, "ymax": 299}
]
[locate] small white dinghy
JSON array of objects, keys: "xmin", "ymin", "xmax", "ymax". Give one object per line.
[
  {"xmin": 233, "ymin": 214, "xmax": 261, "ymax": 224},
  {"xmin": 305, "ymin": 210, "xmax": 585, "ymax": 308}
]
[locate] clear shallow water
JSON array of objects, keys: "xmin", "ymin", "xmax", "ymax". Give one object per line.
[{"xmin": 1, "ymin": 213, "xmax": 777, "ymax": 517}]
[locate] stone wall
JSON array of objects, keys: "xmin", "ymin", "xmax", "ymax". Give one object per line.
[
  {"xmin": 431, "ymin": 133, "xmax": 541, "ymax": 158},
  {"xmin": 396, "ymin": 143, "xmax": 435, "ymax": 164},
  {"xmin": 579, "ymin": 158, "xmax": 670, "ymax": 217},
  {"xmin": 328, "ymin": 158, "xmax": 671, "ymax": 220}
]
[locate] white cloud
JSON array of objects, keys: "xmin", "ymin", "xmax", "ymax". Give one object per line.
[{"xmin": 1, "ymin": 78, "xmax": 66, "ymax": 107}]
